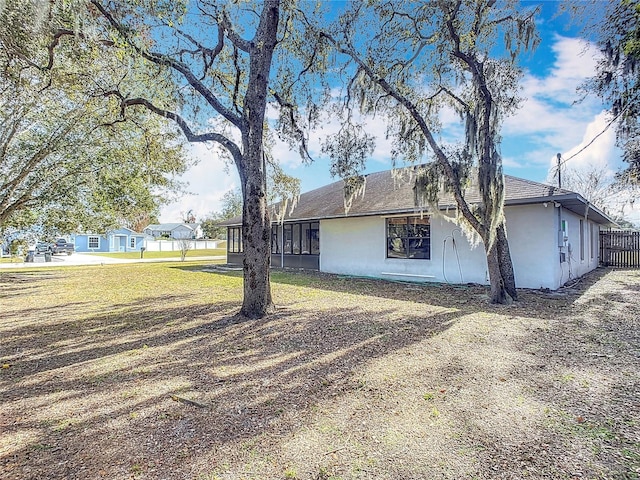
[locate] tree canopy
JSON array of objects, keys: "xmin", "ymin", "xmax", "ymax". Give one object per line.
[
  {"xmin": 44, "ymin": 0, "xmax": 326, "ymax": 317},
  {"xmin": 578, "ymin": 0, "xmax": 640, "ymax": 183},
  {"xmin": 0, "ymin": 0, "xmax": 190, "ymax": 237},
  {"xmin": 319, "ymin": 0, "xmax": 538, "ymax": 303},
  {"xmin": 200, "ymin": 189, "xmax": 243, "ymax": 239}
]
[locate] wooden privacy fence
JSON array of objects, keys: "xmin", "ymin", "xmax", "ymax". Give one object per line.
[{"xmin": 600, "ymin": 230, "xmax": 640, "ymax": 267}]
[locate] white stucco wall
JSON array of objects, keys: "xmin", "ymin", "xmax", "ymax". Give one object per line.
[
  {"xmin": 503, "ymin": 204, "xmax": 558, "ymax": 289},
  {"xmin": 556, "ymin": 207, "xmax": 600, "ymax": 287},
  {"xmin": 319, "ymin": 204, "xmax": 602, "ymax": 290},
  {"xmin": 506, "ymin": 204, "xmax": 601, "ymax": 289},
  {"xmin": 319, "ymin": 214, "xmax": 489, "ymax": 286}
]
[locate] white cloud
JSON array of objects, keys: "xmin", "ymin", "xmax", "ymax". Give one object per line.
[
  {"xmin": 526, "ymin": 35, "xmax": 599, "ymax": 99},
  {"xmin": 159, "ymin": 143, "xmax": 239, "ymax": 222},
  {"xmin": 506, "ymin": 36, "xmax": 602, "ymax": 131},
  {"xmin": 554, "ymin": 111, "xmax": 618, "ymax": 173},
  {"xmin": 544, "ymin": 112, "xmax": 640, "ymax": 225},
  {"xmin": 503, "ymin": 35, "xmax": 608, "ymax": 170}
]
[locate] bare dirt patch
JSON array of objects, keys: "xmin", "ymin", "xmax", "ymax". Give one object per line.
[{"xmin": 1, "ymin": 264, "xmax": 638, "ymax": 479}]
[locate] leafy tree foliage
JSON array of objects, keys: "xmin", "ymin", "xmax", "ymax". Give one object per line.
[
  {"xmin": 53, "ymin": 0, "xmax": 324, "ymax": 318},
  {"xmin": 320, "ymin": 0, "xmax": 538, "ymax": 303},
  {"xmin": 220, "ymin": 189, "xmax": 243, "ymax": 220},
  {"xmin": 578, "ymin": 0, "xmax": 640, "ymax": 183},
  {"xmin": 200, "ymin": 189, "xmax": 243, "ymax": 239},
  {"xmin": 128, "ymin": 212, "xmax": 159, "ymax": 234},
  {"xmin": 199, "ymin": 215, "xmax": 222, "ymax": 240},
  {"xmin": 0, "ymin": 0, "xmax": 189, "ymax": 237}
]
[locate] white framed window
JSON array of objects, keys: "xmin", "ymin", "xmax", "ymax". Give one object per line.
[
  {"xmin": 88, "ymin": 236, "xmax": 99, "ymax": 249},
  {"xmin": 130, "ymin": 237, "xmax": 136, "ymax": 248}
]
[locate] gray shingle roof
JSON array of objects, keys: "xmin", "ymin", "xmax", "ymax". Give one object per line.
[{"xmin": 221, "ymin": 166, "xmax": 614, "ymax": 226}]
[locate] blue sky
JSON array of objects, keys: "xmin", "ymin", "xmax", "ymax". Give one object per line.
[{"xmin": 160, "ymin": 1, "xmax": 638, "ymax": 225}]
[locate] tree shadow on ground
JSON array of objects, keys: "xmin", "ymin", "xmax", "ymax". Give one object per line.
[
  {"xmin": 0, "ymin": 271, "xmax": 61, "ymax": 299},
  {"xmin": 177, "ymin": 263, "xmax": 613, "ymax": 318},
  {"xmin": 1, "ymin": 276, "xmax": 463, "ymax": 479},
  {"xmin": 493, "ymin": 267, "xmax": 640, "ymax": 479},
  {"xmin": 2, "ymin": 265, "xmax": 636, "ymax": 480}
]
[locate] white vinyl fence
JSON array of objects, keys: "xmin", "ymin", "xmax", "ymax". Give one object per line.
[{"xmin": 143, "ymin": 239, "xmax": 222, "ymax": 252}]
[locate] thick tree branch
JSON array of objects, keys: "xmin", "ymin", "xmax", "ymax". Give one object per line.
[
  {"xmin": 271, "ymin": 90, "xmax": 313, "ymax": 163},
  {"xmin": 174, "ymin": 24, "xmax": 225, "ymax": 79},
  {"xmin": 445, "ymin": 10, "xmax": 494, "ymax": 161},
  {"xmin": 90, "ymin": 0, "xmax": 244, "ymax": 130},
  {"xmin": 41, "ymin": 28, "xmax": 114, "ymax": 77},
  {"xmin": 218, "ymin": 9, "xmax": 251, "ymax": 53},
  {"xmin": 0, "ymin": 191, "xmax": 34, "ymax": 225},
  {"xmin": 432, "ymin": 85, "xmax": 468, "ymax": 111},
  {"xmin": 232, "ymin": 46, "xmax": 242, "ymax": 113},
  {"xmin": 115, "ymin": 95, "xmax": 243, "ymax": 167},
  {"xmin": 321, "ymin": 31, "xmax": 483, "ymax": 234},
  {"xmin": 46, "ymin": 29, "xmax": 75, "ymax": 70}
]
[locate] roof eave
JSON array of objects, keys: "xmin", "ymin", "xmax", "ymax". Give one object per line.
[
  {"xmin": 505, "ymin": 194, "xmax": 617, "ymax": 227},
  {"xmin": 220, "ymin": 195, "xmax": 617, "ymax": 228}
]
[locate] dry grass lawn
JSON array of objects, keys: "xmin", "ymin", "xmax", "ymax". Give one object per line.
[{"xmin": 0, "ymin": 263, "xmax": 638, "ymax": 480}]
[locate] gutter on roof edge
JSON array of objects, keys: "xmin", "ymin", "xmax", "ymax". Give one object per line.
[
  {"xmin": 506, "ymin": 193, "xmax": 616, "ymax": 227},
  {"xmin": 219, "ymin": 194, "xmax": 617, "ymax": 227}
]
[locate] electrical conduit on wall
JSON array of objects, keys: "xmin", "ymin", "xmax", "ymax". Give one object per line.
[{"xmin": 443, "ymin": 229, "xmax": 464, "ymax": 284}]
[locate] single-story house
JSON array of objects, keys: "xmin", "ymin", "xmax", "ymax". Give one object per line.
[
  {"xmin": 143, "ymin": 223, "xmax": 203, "ymax": 239},
  {"xmin": 222, "ymin": 166, "xmax": 616, "ymax": 290},
  {"xmin": 72, "ymin": 228, "xmax": 150, "ymax": 253}
]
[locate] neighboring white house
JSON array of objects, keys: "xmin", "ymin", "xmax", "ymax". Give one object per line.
[
  {"xmin": 222, "ymin": 166, "xmax": 615, "ymax": 290},
  {"xmin": 143, "ymin": 223, "xmax": 203, "ymax": 239}
]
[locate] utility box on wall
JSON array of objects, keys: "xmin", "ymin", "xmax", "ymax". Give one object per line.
[{"xmin": 558, "ymin": 219, "xmax": 569, "ymax": 247}]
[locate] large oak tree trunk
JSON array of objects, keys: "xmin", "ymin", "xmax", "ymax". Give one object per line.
[
  {"xmin": 485, "ymin": 237, "xmax": 510, "ymax": 304},
  {"xmin": 240, "ymin": 165, "xmax": 273, "ymax": 318},
  {"xmin": 496, "ymin": 222, "xmax": 518, "ymax": 301},
  {"xmin": 458, "ymin": 205, "xmax": 516, "ymax": 304},
  {"xmin": 238, "ymin": 0, "xmax": 279, "ymax": 318}
]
